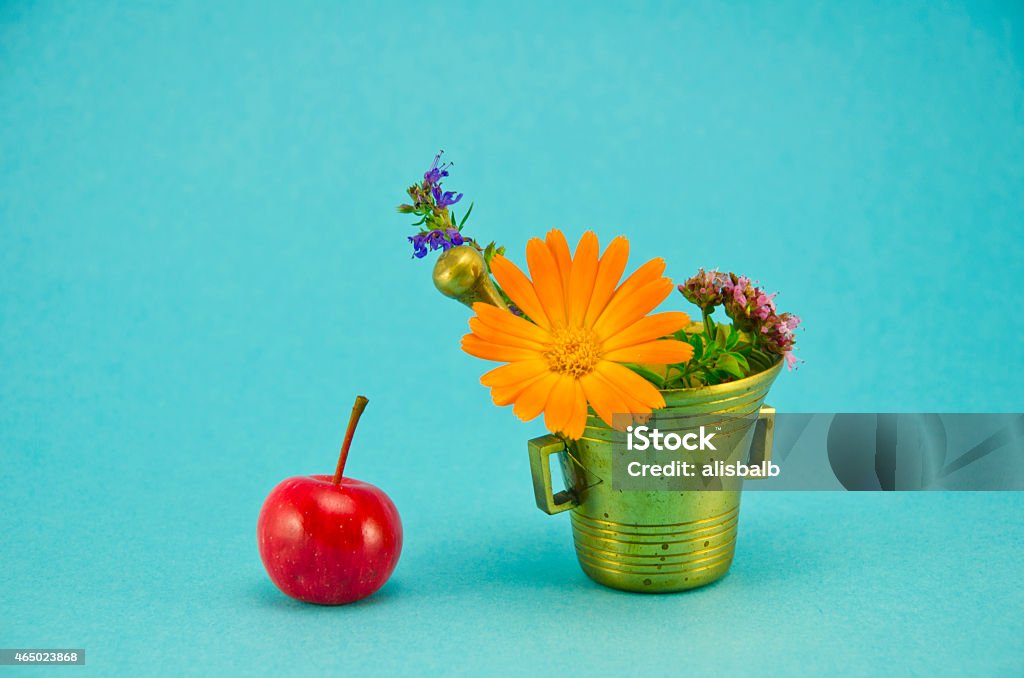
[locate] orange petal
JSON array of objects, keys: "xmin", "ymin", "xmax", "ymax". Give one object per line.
[
  {"xmin": 618, "ymin": 257, "xmax": 667, "ymax": 294},
  {"xmin": 526, "ymin": 238, "xmax": 567, "ymax": 327},
  {"xmin": 562, "ymin": 380, "xmax": 589, "ymax": 439},
  {"xmin": 468, "ymin": 317, "xmax": 547, "ymax": 351},
  {"xmin": 472, "ymin": 303, "xmax": 551, "ymax": 345},
  {"xmin": 589, "ymin": 255, "xmax": 664, "ymax": 331},
  {"xmin": 490, "ymin": 255, "xmax": 551, "ymax": 330},
  {"xmin": 461, "ymin": 334, "xmax": 543, "ymax": 363},
  {"xmin": 594, "ymin": 258, "xmax": 667, "ymax": 332},
  {"xmin": 568, "ymin": 231, "xmax": 599, "ymax": 327},
  {"xmin": 584, "ymin": 236, "xmax": 629, "ymax": 327},
  {"xmin": 595, "ymin": 360, "xmax": 666, "ymax": 410},
  {"xmin": 604, "ymin": 339, "xmax": 695, "ymax": 365},
  {"xmin": 543, "ymin": 375, "xmax": 576, "ymax": 435},
  {"xmin": 480, "ymin": 359, "xmax": 550, "ymax": 388},
  {"xmin": 588, "ymin": 370, "xmax": 649, "ymax": 425},
  {"xmin": 587, "ymin": 368, "xmax": 657, "ymax": 430},
  {"xmin": 490, "ymin": 371, "xmax": 548, "ymax": 406},
  {"xmin": 580, "ymin": 371, "xmax": 630, "ymax": 430},
  {"xmin": 601, "ymin": 312, "xmax": 691, "ymax": 352},
  {"xmin": 513, "ymin": 372, "xmax": 560, "ymax": 422},
  {"xmin": 593, "ymin": 278, "xmax": 674, "ymax": 339},
  {"xmin": 545, "ymin": 229, "xmax": 573, "ymax": 302}
]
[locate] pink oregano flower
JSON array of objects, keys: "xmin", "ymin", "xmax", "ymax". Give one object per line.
[{"xmin": 678, "ymin": 270, "xmax": 803, "ymax": 370}]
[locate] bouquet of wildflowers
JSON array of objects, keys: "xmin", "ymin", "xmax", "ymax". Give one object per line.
[{"xmin": 399, "ymin": 152, "xmax": 801, "ymax": 440}]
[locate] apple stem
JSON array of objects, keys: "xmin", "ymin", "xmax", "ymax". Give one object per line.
[{"xmin": 333, "ymin": 395, "xmax": 369, "ymax": 485}]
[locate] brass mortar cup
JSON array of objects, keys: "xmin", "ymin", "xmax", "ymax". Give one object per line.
[{"xmin": 528, "ymin": 355, "xmax": 782, "ymax": 593}]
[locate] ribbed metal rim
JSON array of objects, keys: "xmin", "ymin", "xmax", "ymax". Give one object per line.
[{"xmin": 659, "ymin": 353, "xmax": 783, "ymax": 398}]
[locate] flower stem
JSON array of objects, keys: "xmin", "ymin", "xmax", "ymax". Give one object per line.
[
  {"xmin": 702, "ymin": 310, "xmax": 716, "ymax": 343},
  {"xmin": 333, "ymin": 396, "xmax": 370, "ymax": 485}
]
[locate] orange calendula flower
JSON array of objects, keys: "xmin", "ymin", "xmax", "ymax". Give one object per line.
[{"xmin": 461, "ymin": 230, "xmax": 694, "ymax": 439}]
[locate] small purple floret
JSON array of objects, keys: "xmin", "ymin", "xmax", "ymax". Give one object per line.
[
  {"xmin": 408, "ymin": 233, "xmax": 429, "ymax": 258},
  {"xmin": 423, "ymin": 150, "xmax": 452, "ymax": 186},
  {"xmin": 432, "ymin": 184, "xmax": 463, "ymax": 209},
  {"xmin": 446, "ymin": 229, "xmax": 464, "ymax": 246}
]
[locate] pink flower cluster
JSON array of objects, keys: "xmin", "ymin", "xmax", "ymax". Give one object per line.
[
  {"xmin": 721, "ymin": 275, "xmax": 779, "ymax": 330},
  {"xmin": 678, "ymin": 268, "xmax": 731, "ymax": 310},
  {"xmin": 760, "ymin": 312, "xmax": 801, "ymax": 369},
  {"xmin": 678, "ymin": 269, "xmax": 802, "ymax": 370}
]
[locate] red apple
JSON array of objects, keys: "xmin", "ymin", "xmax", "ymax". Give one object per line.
[{"xmin": 258, "ymin": 396, "xmax": 402, "ymax": 605}]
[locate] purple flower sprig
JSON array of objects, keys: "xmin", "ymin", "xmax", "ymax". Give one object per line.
[
  {"xmin": 397, "ymin": 150, "xmax": 517, "ymax": 319},
  {"xmin": 398, "ymin": 150, "xmax": 465, "ymax": 253},
  {"xmin": 398, "ymin": 150, "xmax": 508, "ymax": 268},
  {"xmin": 408, "ymin": 228, "xmax": 466, "ymax": 259},
  {"xmin": 400, "ymin": 150, "xmax": 461, "ymax": 212}
]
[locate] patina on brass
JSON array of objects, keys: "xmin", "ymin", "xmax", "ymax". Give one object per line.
[
  {"xmin": 432, "ymin": 245, "xmax": 508, "ymax": 310},
  {"xmin": 529, "ymin": 353, "xmax": 783, "ymax": 593}
]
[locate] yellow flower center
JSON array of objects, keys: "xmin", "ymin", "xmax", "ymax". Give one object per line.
[{"xmin": 544, "ymin": 327, "xmax": 602, "ymax": 378}]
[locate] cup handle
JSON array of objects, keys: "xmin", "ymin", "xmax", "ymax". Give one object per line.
[
  {"xmin": 528, "ymin": 434, "xmax": 579, "ymax": 515},
  {"xmin": 749, "ymin": 405, "xmax": 776, "ymax": 473}
]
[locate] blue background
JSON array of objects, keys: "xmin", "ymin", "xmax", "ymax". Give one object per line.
[{"xmin": 2, "ymin": 1, "xmax": 1022, "ymax": 675}]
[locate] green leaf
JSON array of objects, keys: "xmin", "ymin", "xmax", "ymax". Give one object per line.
[
  {"xmin": 726, "ymin": 325, "xmax": 739, "ymax": 349},
  {"xmin": 625, "ymin": 363, "xmax": 667, "ymax": 387},
  {"xmin": 661, "ymin": 367, "xmax": 681, "ymax": 390},
  {"xmin": 703, "ymin": 367, "xmax": 724, "ymax": 385},
  {"xmin": 690, "ymin": 334, "xmax": 704, "ymax": 361},
  {"xmin": 730, "ymin": 351, "xmax": 750, "ymax": 373},
  {"xmin": 715, "ymin": 323, "xmax": 728, "ymax": 347},
  {"xmin": 703, "ymin": 334, "xmax": 721, "ymax": 361},
  {"xmin": 715, "ymin": 354, "xmax": 744, "ymax": 379},
  {"xmin": 411, "ymin": 216, "xmax": 426, "ymax": 226},
  {"xmin": 459, "ymin": 202, "xmax": 474, "ymax": 229}
]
